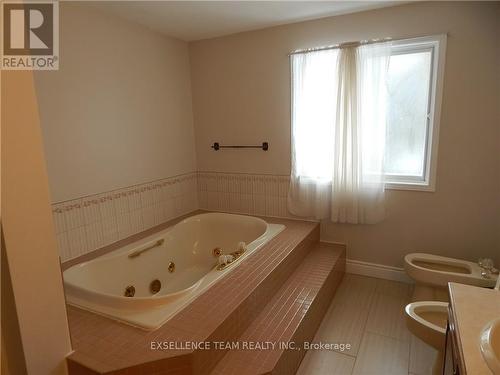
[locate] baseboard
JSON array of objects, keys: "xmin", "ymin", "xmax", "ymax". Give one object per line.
[{"xmin": 346, "ymin": 258, "xmax": 413, "ymax": 284}]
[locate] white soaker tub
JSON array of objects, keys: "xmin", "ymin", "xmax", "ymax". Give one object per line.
[{"xmin": 63, "ymin": 212, "xmax": 285, "ymax": 330}]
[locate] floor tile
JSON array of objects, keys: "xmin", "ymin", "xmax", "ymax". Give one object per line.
[
  {"xmin": 409, "ymin": 335, "xmax": 438, "ymax": 375},
  {"xmin": 375, "ymin": 278, "xmax": 412, "ymax": 299},
  {"xmin": 331, "ymin": 275, "xmax": 377, "ymax": 312},
  {"xmin": 352, "ymin": 332, "xmax": 410, "ymax": 375},
  {"xmin": 297, "ymin": 349, "xmax": 355, "ymax": 375},
  {"xmin": 365, "ymin": 292, "xmax": 411, "ymax": 342},
  {"xmin": 299, "ymin": 275, "xmax": 436, "ymax": 375},
  {"xmin": 314, "ymin": 297, "xmax": 371, "ymax": 356},
  {"xmin": 311, "ymin": 274, "xmax": 376, "ymax": 356},
  {"xmin": 433, "ymin": 287, "xmax": 449, "ymax": 302}
]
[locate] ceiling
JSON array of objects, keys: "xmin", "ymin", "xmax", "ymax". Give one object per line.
[{"xmin": 87, "ymin": 1, "xmax": 404, "ymax": 42}]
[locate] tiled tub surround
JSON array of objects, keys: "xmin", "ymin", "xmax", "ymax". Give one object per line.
[
  {"xmin": 53, "ymin": 173, "xmax": 198, "ymax": 262},
  {"xmin": 66, "ymin": 216, "xmax": 345, "ymax": 374},
  {"xmin": 197, "ymin": 172, "xmax": 293, "ymax": 219},
  {"xmin": 53, "ymin": 172, "xmax": 297, "ymax": 262}
]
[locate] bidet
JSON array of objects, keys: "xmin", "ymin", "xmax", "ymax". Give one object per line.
[{"xmin": 404, "ymin": 253, "xmax": 498, "ymax": 302}]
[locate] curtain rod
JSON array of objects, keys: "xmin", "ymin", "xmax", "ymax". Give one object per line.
[
  {"xmin": 289, "ymin": 37, "xmax": 393, "ymax": 56},
  {"xmin": 288, "ymin": 34, "xmax": 446, "ymax": 56}
]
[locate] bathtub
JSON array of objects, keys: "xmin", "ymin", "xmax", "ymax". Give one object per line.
[{"xmin": 63, "ymin": 212, "xmax": 285, "ymax": 330}]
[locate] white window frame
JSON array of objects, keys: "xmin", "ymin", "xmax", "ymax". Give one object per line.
[{"xmin": 384, "ymin": 34, "xmax": 447, "ymax": 192}]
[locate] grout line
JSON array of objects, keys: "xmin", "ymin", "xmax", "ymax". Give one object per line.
[
  {"xmin": 362, "ymin": 329, "xmax": 411, "ymax": 344},
  {"xmin": 336, "ymin": 351, "xmax": 357, "ymax": 360},
  {"xmin": 350, "ymin": 328, "xmax": 365, "ymax": 374},
  {"xmin": 408, "ymin": 331, "xmax": 413, "ymax": 375},
  {"xmin": 356, "ymin": 280, "xmax": 377, "ymax": 354},
  {"xmin": 350, "ymin": 287, "xmax": 376, "ymax": 372}
]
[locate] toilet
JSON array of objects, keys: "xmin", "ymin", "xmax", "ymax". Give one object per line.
[
  {"xmin": 405, "ymin": 301, "xmax": 449, "ymax": 375},
  {"xmin": 405, "ymin": 254, "xmax": 498, "ymax": 373},
  {"xmin": 405, "ymin": 253, "xmax": 498, "ymax": 301}
]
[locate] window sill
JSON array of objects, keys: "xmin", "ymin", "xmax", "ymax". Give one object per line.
[{"xmin": 385, "ymin": 181, "xmax": 435, "ymax": 192}]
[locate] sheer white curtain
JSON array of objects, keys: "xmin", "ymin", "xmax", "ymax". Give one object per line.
[
  {"xmin": 288, "ymin": 42, "xmax": 392, "ymax": 224},
  {"xmin": 288, "ymin": 49, "xmax": 339, "ymax": 218}
]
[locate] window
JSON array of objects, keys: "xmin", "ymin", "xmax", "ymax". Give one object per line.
[
  {"xmin": 289, "ymin": 35, "xmax": 446, "ymax": 193},
  {"xmin": 384, "ymin": 35, "xmax": 446, "ymax": 191}
]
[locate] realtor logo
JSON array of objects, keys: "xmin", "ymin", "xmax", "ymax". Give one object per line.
[{"xmin": 2, "ymin": 1, "xmax": 59, "ymax": 70}]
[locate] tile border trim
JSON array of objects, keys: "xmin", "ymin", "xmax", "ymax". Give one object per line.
[{"xmin": 52, "ymin": 172, "xmax": 197, "ymax": 213}]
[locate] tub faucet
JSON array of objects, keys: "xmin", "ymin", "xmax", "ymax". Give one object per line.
[
  {"xmin": 215, "ymin": 242, "xmax": 247, "ymax": 271},
  {"xmin": 234, "ymin": 241, "xmax": 247, "ymax": 256},
  {"xmin": 212, "ymin": 247, "xmax": 222, "ymax": 257},
  {"xmin": 218, "ymin": 254, "xmax": 234, "ymax": 267}
]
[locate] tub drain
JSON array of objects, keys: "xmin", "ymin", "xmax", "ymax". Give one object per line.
[{"xmin": 124, "ymin": 285, "xmax": 135, "ymax": 297}]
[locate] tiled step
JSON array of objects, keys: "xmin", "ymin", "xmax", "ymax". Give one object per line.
[
  {"xmin": 210, "ymin": 243, "xmax": 345, "ymax": 375},
  {"xmin": 67, "ymin": 218, "xmax": 322, "ymax": 375}
]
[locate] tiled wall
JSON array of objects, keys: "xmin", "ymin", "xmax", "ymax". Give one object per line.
[
  {"xmin": 197, "ymin": 172, "xmax": 292, "ymax": 218},
  {"xmin": 53, "ymin": 171, "xmax": 295, "ymax": 262},
  {"xmin": 52, "ymin": 173, "xmax": 198, "ymax": 262}
]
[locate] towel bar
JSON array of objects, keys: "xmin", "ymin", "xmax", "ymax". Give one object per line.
[{"xmin": 211, "ymin": 142, "xmax": 268, "ymax": 151}]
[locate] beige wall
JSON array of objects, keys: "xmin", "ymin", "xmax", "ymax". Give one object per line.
[
  {"xmin": 35, "ymin": 3, "xmax": 197, "ymax": 203},
  {"xmin": 2, "ymin": 69, "xmax": 72, "ymax": 374},
  {"xmin": 190, "ymin": 2, "xmax": 500, "ymax": 267}
]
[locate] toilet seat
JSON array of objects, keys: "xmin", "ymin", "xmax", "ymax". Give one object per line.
[
  {"xmin": 406, "ymin": 301, "xmax": 447, "ymax": 334},
  {"xmin": 405, "ymin": 301, "xmax": 449, "ymax": 375},
  {"xmin": 404, "ymin": 253, "xmax": 497, "ymax": 288},
  {"xmin": 405, "ymin": 301, "xmax": 449, "ymax": 349}
]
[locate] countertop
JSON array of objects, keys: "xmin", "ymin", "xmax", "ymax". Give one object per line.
[{"xmin": 448, "ymin": 282, "xmax": 500, "ymax": 375}]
